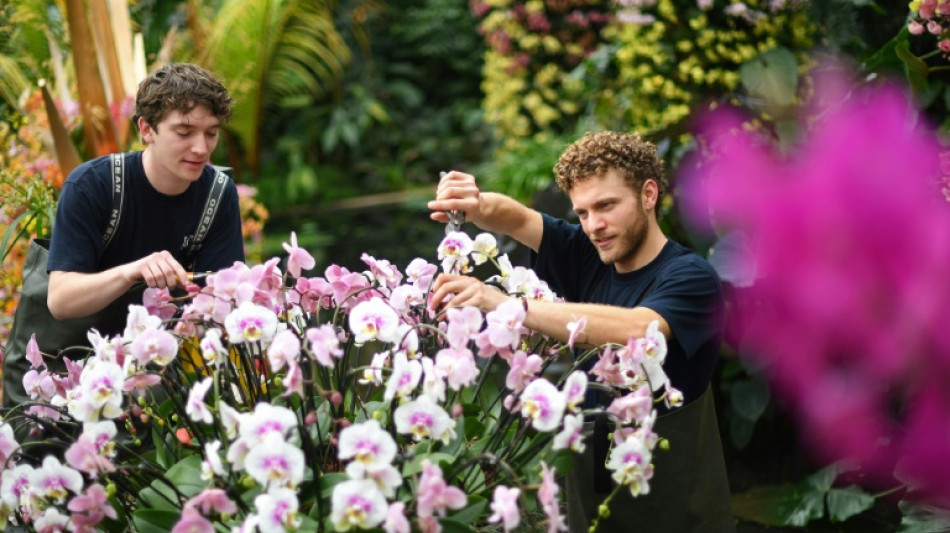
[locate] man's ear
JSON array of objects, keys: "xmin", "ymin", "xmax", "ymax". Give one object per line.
[
  {"xmin": 641, "ymin": 179, "xmax": 659, "ymax": 211},
  {"xmin": 138, "ymin": 117, "xmax": 153, "ymax": 144}
]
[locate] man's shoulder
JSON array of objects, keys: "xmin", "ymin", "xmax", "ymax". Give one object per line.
[
  {"xmin": 64, "ymin": 154, "xmax": 115, "ymax": 186},
  {"xmin": 659, "ymin": 240, "xmax": 719, "ymax": 282}
]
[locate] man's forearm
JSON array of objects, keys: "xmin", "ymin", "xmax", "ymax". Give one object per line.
[
  {"xmin": 48, "ymin": 267, "xmax": 136, "ymax": 320},
  {"xmin": 521, "ymin": 298, "xmax": 671, "ymax": 347},
  {"xmin": 473, "ymin": 192, "xmax": 543, "ymax": 252}
]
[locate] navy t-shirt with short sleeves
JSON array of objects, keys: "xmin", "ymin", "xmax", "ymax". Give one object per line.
[
  {"xmin": 533, "ymin": 213, "xmax": 724, "ymax": 406},
  {"xmin": 47, "ymin": 151, "xmax": 245, "ymax": 332}
]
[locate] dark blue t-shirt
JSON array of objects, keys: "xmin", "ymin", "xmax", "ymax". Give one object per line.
[
  {"xmin": 49, "ymin": 151, "xmax": 244, "ymax": 274},
  {"xmin": 533, "ymin": 213, "xmax": 724, "ymax": 406},
  {"xmin": 46, "ymin": 151, "xmax": 245, "ymax": 334}
]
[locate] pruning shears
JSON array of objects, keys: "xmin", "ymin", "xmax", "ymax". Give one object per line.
[{"xmin": 441, "ymin": 171, "xmax": 466, "ymax": 235}]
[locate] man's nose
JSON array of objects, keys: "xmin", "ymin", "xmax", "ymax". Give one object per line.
[
  {"xmin": 588, "ymin": 212, "xmax": 606, "ymax": 232},
  {"xmin": 191, "ymin": 137, "xmax": 211, "ymax": 155}
]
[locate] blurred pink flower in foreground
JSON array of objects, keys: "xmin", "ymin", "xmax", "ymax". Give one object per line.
[{"xmin": 681, "ymin": 75, "xmax": 950, "ymax": 503}]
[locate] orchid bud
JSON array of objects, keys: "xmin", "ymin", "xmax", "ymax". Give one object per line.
[
  {"xmin": 452, "ymin": 403, "xmax": 464, "ymax": 418},
  {"xmin": 659, "ymin": 438, "xmax": 670, "ymax": 451},
  {"xmin": 304, "ymin": 411, "xmax": 318, "ymax": 426}
]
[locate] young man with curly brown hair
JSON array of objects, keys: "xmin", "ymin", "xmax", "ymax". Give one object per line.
[{"xmin": 429, "ymin": 131, "xmax": 734, "ymax": 532}]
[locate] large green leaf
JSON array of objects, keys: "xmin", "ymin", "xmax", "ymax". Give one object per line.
[
  {"xmin": 137, "ymin": 455, "xmax": 204, "ymax": 511},
  {"xmin": 895, "ymin": 38, "xmax": 930, "ymax": 93},
  {"xmin": 898, "ymin": 500, "xmax": 950, "ymax": 532},
  {"xmin": 132, "ymin": 509, "xmax": 181, "ymax": 533},
  {"xmin": 732, "ymin": 466, "xmax": 839, "ymax": 527},
  {"xmin": 740, "ymin": 47, "xmax": 799, "ymax": 106},
  {"xmin": 826, "ymin": 485, "xmax": 875, "ymax": 522}
]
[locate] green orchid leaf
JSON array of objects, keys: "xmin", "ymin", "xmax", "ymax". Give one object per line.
[
  {"xmin": 730, "ymin": 374, "xmax": 771, "ymax": 422},
  {"xmin": 403, "ymin": 452, "xmax": 456, "ymax": 477},
  {"xmin": 804, "ymin": 465, "xmax": 838, "ymax": 493},
  {"xmin": 898, "ymin": 500, "xmax": 950, "ymax": 532},
  {"xmin": 826, "ymin": 485, "xmax": 875, "ymax": 522},
  {"xmin": 132, "ymin": 509, "xmax": 181, "ymax": 533},
  {"xmin": 318, "ymin": 472, "xmax": 350, "ymax": 499},
  {"xmin": 463, "ymin": 416, "xmax": 486, "ymax": 441},
  {"xmin": 450, "ymin": 496, "xmax": 488, "ymax": 527},
  {"xmin": 740, "ymin": 47, "xmax": 799, "ymax": 106},
  {"xmin": 731, "ymin": 481, "xmax": 826, "ymax": 527},
  {"xmin": 729, "ymin": 415, "xmax": 755, "ymax": 449},
  {"xmin": 895, "ymin": 39, "xmax": 930, "ymax": 93}
]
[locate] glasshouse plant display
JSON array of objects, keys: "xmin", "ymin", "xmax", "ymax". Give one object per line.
[{"xmin": 0, "ymin": 230, "xmax": 680, "ymax": 532}]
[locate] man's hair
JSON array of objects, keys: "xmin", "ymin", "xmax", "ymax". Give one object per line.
[
  {"xmin": 553, "ymin": 131, "xmax": 666, "ymax": 199},
  {"xmin": 133, "ymin": 63, "xmax": 233, "ymax": 128}
]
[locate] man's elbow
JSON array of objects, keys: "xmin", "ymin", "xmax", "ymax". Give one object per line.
[{"xmin": 47, "ymin": 291, "xmax": 74, "ymax": 320}]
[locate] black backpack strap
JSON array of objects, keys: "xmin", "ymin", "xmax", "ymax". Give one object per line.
[
  {"xmin": 102, "ymin": 153, "xmax": 125, "ymax": 249},
  {"xmin": 180, "ymin": 168, "xmax": 230, "ymax": 270}
]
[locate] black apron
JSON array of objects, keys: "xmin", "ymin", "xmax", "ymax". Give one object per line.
[{"xmin": 565, "ymin": 385, "xmax": 735, "ymax": 532}]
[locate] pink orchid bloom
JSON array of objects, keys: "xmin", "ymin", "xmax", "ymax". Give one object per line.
[
  {"xmin": 416, "ymin": 459, "xmax": 467, "ymax": 518},
  {"xmin": 184, "ymin": 488, "xmax": 238, "ymax": 517},
  {"xmin": 282, "ymin": 231, "xmax": 316, "ymax": 279},
  {"xmin": 267, "ymin": 329, "xmax": 301, "ymax": 373},
  {"xmin": 306, "ymin": 324, "xmax": 344, "ymax": 367},
  {"xmin": 683, "ymin": 71, "xmax": 950, "ymax": 501},
  {"xmin": 488, "ymin": 485, "xmax": 522, "ymax": 532},
  {"xmin": 445, "ymin": 306, "xmax": 484, "ymax": 348},
  {"xmin": 361, "ymin": 252, "xmax": 404, "ymax": 289},
  {"xmin": 281, "ymin": 360, "xmax": 304, "ymax": 398},
  {"xmin": 383, "ymin": 502, "xmax": 410, "ymax": 533},
  {"xmin": 505, "ymin": 351, "xmax": 543, "ymax": 393},
  {"xmin": 143, "ymin": 287, "xmax": 177, "ymax": 319},
  {"xmin": 565, "ymin": 316, "xmax": 587, "ymax": 349},
  {"xmin": 538, "ymin": 461, "xmax": 567, "ymax": 533},
  {"xmin": 25, "ymin": 334, "xmax": 44, "ymax": 369},
  {"xmin": 607, "ymin": 385, "xmax": 653, "ymax": 425},
  {"xmin": 434, "ymin": 347, "xmax": 479, "ymax": 390},
  {"xmin": 171, "ymin": 508, "xmax": 215, "ymax": 533},
  {"xmin": 68, "ymin": 483, "xmax": 117, "ymax": 529}
]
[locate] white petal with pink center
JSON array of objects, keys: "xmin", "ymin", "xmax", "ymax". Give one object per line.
[
  {"xmin": 331, "ymin": 479, "xmax": 388, "ymax": 531},
  {"xmin": 520, "ymin": 378, "xmax": 566, "ymax": 433},
  {"xmin": 606, "ymin": 433, "xmax": 655, "ymax": 497},
  {"xmin": 383, "ymin": 352, "xmax": 422, "ymax": 402},
  {"xmin": 224, "ymin": 301, "xmax": 279, "ymax": 344},
  {"xmin": 254, "ymin": 487, "xmax": 301, "ymax": 532},
  {"xmin": 338, "ymin": 420, "xmax": 397, "ymax": 473},
  {"xmin": 349, "ymin": 297, "xmax": 401, "ymax": 345},
  {"xmin": 393, "ymin": 395, "xmax": 456, "ymax": 443},
  {"xmin": 244, "ymin": 435, "xmax": 305, "ymax": 489}
]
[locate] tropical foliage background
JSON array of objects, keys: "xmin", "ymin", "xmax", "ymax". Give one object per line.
[{"xmin": 2, "ymin": 0, "xmax": 950, "ymax": 530}]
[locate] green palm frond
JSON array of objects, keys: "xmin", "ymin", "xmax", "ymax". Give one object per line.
[
  {"xmin": 0, "ymin": 55, "xmax": 30, "ymax": 108},
  {"xmin": 0, "ymin": 0, "xmax": 66, "ymax": 107},
  {"xmin": 201, "ymin": 0, "xmax": 351, "ymax": 173}
]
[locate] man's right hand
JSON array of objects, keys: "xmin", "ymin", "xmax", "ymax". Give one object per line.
[
  {"xmin": 126, "ymin": 250, "xmax": 189, "ymax": 290},
  {"xmin": 428, "ymin": 171, "xmax": 483, "ymax": 227}
]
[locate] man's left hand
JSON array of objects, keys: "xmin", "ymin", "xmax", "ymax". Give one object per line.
[{"xmin": 429, "ymin": 274, "xmax": 509, "ymax": 314}]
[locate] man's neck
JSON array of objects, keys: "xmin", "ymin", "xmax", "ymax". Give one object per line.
[
  {"xmin": 616, "ymin": 223, "xmax": 668, "ymax": 273},
  {"xmin": 141, "ymin": 148, "xmax": 190, "ymax": 196}
]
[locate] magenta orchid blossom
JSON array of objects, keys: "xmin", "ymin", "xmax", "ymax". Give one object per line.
[{"xmin": 683, "ymin": 72, "xmax": 950, "ymax": 502}]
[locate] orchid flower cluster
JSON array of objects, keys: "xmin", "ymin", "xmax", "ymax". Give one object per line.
[
  {"xmin": 909, "ymin": 0, "xmax": 950, "ymax": 54},
  {"xmin": 0, "ymin": 229, "xmax": 677, "ymax": 533}
]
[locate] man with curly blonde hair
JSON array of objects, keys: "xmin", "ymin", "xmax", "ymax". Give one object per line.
[{"xmin": 430, "ymin": 131, "xmax": 733, "ymax": 532}]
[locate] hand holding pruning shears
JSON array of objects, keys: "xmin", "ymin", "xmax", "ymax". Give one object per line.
[{"xmin": 429, "ymin": 170, "xmax": 481, "ymax": 233}]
